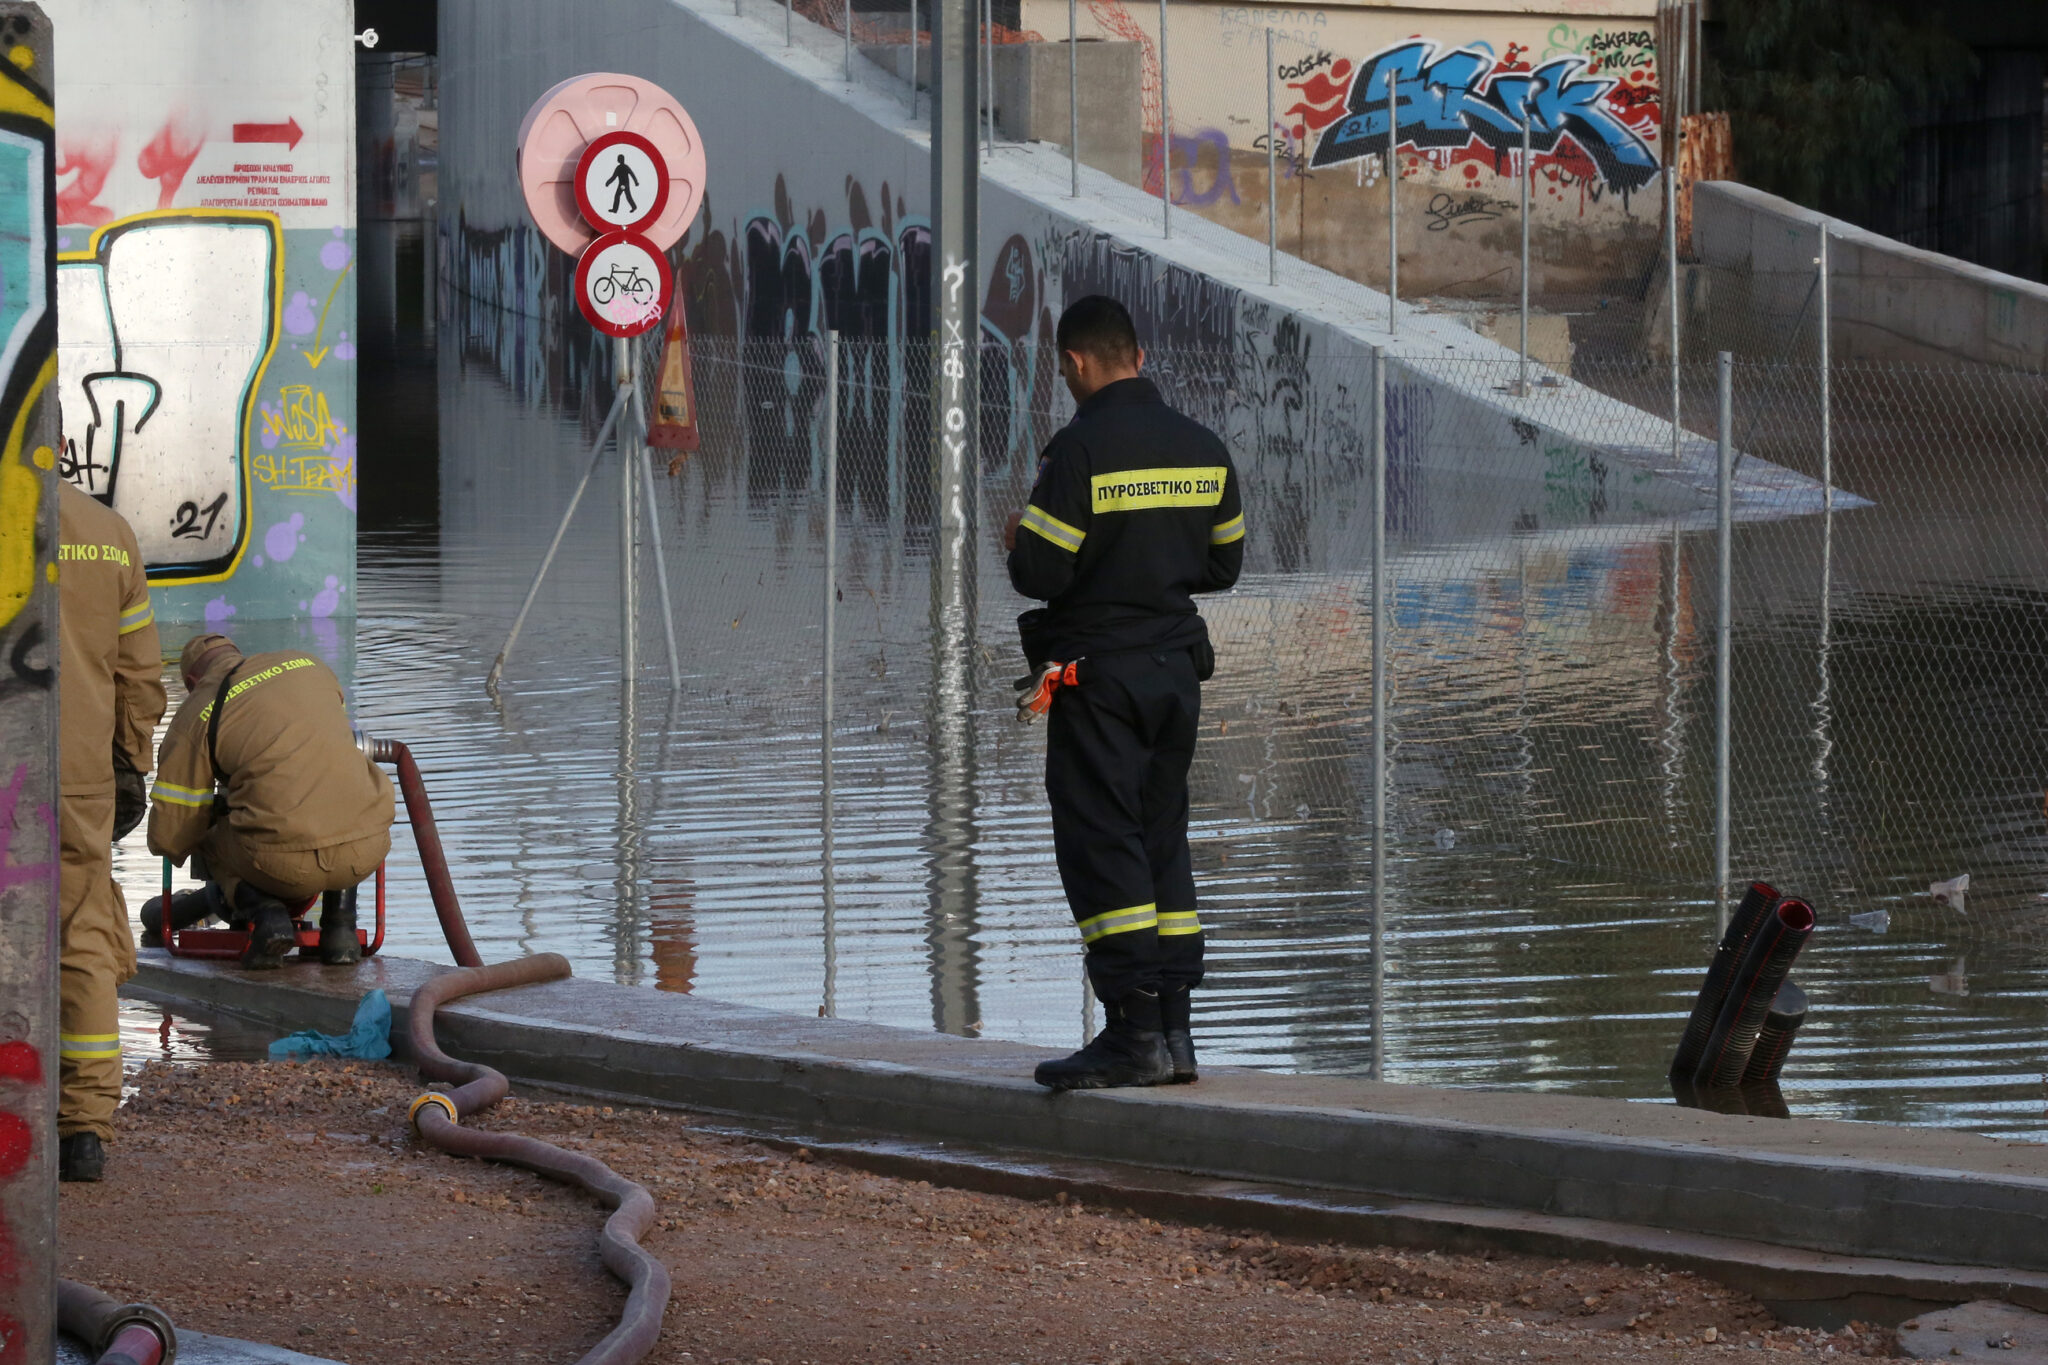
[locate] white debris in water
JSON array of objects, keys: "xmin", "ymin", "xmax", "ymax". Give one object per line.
[
  {"xmin": 1434, "ymin": 828, "xmax": 1456, "ymax": 850},
  {"xmin": 1847, "ymin": 908, "xmax": 1889, "ymax": 933},
  {"xmin": 1930, "ymin": 873, "xmax": 1970, "ymax": 912}
]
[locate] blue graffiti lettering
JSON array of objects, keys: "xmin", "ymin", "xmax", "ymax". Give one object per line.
[{"xmin": 1310, "ymin": 40, "xmax": 1659, "ymax": 196}]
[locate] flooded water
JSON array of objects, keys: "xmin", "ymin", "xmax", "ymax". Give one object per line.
[{"xmin": 116, "ymin": 230, "xmax": 2048, "ymax": 1142}]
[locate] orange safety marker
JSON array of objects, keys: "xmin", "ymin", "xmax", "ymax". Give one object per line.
[{"xmin": 645, "ymin": 286, "xmax": 701, "ymax": 465}]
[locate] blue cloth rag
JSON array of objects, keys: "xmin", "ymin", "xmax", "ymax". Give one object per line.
[{"xmin": 269, "ymin": 989, "xmax": 393, "ymax": 1060}]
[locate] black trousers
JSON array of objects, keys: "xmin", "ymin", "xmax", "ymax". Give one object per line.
[{"xmin": 1046, "ymin": 648, "xmax": 1205, "ymax": 1002}]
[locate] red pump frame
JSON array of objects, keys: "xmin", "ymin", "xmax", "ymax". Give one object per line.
[{"xmin": 159, "ymin": 858, "xmax": 386, "ymax": 961}]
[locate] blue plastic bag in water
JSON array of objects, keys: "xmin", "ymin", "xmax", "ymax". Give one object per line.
[{"xmin": 269, "ymin": 989, "xmax": 392, "ymax": 1060}]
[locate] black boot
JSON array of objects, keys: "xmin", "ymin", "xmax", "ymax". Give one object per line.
[
  {"xmin": 139, "ymin": 884, "xmax": 224, "ymax": 947},
  {"xmin": 1034, "ymin": 989, "xmax": 1173, "ymax": 1091},
  {"xmin": 59, "ymin": 1132, "xmax": 104, "ymax": 1182},
  {"xmin": 235, "ymin": 887, "xmax": 299, "ymax": 969},
  {"xmin": 318, "ymin": 887, "xmax": 361, "ymax": 966},
  {"xmin": 1160, "ymin": 985, "xmax": 1198, "ymax": 1084}
]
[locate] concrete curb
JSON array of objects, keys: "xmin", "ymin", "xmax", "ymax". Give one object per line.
[{"xmin": 133, "ymin": 951, "xmax": 2048, "ymax": 1286}]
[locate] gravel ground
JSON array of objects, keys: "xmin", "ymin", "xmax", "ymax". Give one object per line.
[{"xmin": 61, "ymin": 1060, "xmax": 1903, "ymax": 1363}]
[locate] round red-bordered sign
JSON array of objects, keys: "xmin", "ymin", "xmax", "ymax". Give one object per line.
[
  {"xmin": 574, "ymin": 230, "xmax": 673, "ymax": 337},
  {"xmin": 573, "ymin": 130, "xmax": 671, "ymax": 234}
]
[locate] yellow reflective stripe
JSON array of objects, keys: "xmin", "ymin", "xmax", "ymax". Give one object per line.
[
  {"xmin": 118, "ymin": 599, "xmax": 155, "ymax": 634},
  {"xmin": 151, "ymin": 780, "xmax": 211, "ymax": 808},
  {"xmin": 1091, "ymin": 466, "xmax": 1227, "ymax": 513},
  {"xmin": 1020, "ymin": 504, "xmax": 1084, "ymax": 553},
  {"xmin": 1077, "ymin": 903, "xmax": 1158, "ymax": 943},
  {"xmin": 1157, "ymin": 910, "xmax": 1203, "ymax": 937},
  {"xmin": 60, "ymin": 1034, "xmax": 120, "ymax": 1057},
  {"xmin": 1209, "ymin": 514, "xmax": 1244, "ymax": 546}
]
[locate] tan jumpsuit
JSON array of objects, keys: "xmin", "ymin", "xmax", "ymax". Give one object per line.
[
  {"xmin": 56, "ymin": 483, "xmax": 165, "ymax": 1142},
  {"xmin": 147, "ymin": 648, "xmax": 393, "ymax": 906}
]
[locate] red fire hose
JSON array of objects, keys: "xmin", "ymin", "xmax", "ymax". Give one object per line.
[
  {"xmin": 369, "ymin": 737, "xmax": 484, "ymax": 969},
  {"xmin": 405, "ymin": 954, "xmax": 670, "ymax": 1365},
  {"xmin": 56, "ymin": 1278, "xmax": 176, "ymax": 1365}
]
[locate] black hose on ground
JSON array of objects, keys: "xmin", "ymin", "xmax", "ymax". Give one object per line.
[
  {"xmin": 1669, "ymin": 881, "xmax": 1778, "ymax": 1078},
  {"xmin": 1743, "ymin": 978, "xmax": 1808, "ymax": 1086},
  {"xmin": 405, "ymin": 954, "xmax": 671, "ymax": 1365},
  {"xmin": 1695, "ymin": 897, "xmax": 1815, "ymax": 1089},
  {"xmin": 57, "ymin": 1279, "xmax": 176, "ymax": 1365}
]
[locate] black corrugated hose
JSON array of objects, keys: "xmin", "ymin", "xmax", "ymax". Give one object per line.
[
  {"xmin": 1696, "ymin": 897, "xmax": 1815, "ymax": 1089},
  {"xmin": 1670, "ymin": 881, "xmax": 1777, "ymax": 1078},
  {"xmin": 405, "ymin": 953, "xmax": 670, "ymax": 1365}
]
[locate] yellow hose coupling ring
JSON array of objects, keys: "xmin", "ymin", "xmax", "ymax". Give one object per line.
[{"xmin": 409, "ymin": 1092, "xmax": 459, "ymax": 1130}]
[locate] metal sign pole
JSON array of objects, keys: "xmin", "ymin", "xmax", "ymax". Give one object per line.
[
  {"xmin": 618, "ymin": 336, "xmax": 639, "ymax": 689},
  {"xmin": 633, "ymin": 374, "xmax": 682, "ymax": 692},
  {"xmin": 824, "ymin": 331, "xmax": 840, "ymax": 866},
  {"xmin": 1068, "ymin": 0, "xmax": 1079, "ymax": 195},
  {"xmin": 932, "ymin": 0, "xmax": 979, "ymax": 724},
  {"xmin": 1666, "ymin": 150, "xmax": 1680, "ymax": 469},
  {"xmin": 1519, "ymin": 110, "xmax": 1531, "ymax": 394},
  {"xmin": 1817, "ymin": 225, "xmax": 1832, "ymax": 509}
]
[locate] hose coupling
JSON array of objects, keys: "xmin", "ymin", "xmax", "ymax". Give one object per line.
[{"xmin": 409, "ymin": 1091, "xmax": 459, "ymax": 1130}]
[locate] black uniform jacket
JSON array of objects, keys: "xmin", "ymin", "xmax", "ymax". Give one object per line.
[{"xmin": 1008, "ymin": 376, "xmax": 1245, "ymax": 666}]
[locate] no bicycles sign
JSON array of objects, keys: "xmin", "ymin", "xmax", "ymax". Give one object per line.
[{"xmin": 515, "ymin": 74, "xmax": 705, "ymax": 338}]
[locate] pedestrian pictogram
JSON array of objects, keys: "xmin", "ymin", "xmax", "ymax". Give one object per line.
[
  {"xmin": 574, "ymin": 131, "xmax": 670, "ymax": 234},
  {"xmin": 574, "ymin": 231, "xmax": 673, "ymax": 338}
]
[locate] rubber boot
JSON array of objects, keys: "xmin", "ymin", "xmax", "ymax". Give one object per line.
[
  {"xmin": 139, "ymin": 884, "xmax": 224, "ymax": 948},
  {"xmin": 59, "ymin": 1132, "xmax": 104, "ymax": 1182},
  {"xmin": 236, "ymin": 887, "xmax": 299, "ymax": 970},
  {"xmin": 1033, "ymin": 989, "xmax": 1172, "ymax": 1091},
  {"xmin": 1160, "ymin": 985, "xmax": 1197, "ymax": 1084},
  {"xmin": 318, "ymin": 887, "xmax": 361, "ymax": 966}
]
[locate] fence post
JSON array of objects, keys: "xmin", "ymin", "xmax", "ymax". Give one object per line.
[
  {"xmin": 1265, "ymin": 28, "xmax": 1277, "ymax": 286},
  {"xmin": 908, "ymin": 0, "xmax": 919, "ymax": 114},
  {"xmin": 1158, "ymin": 0, "xmax": 1171, "ymax": 238},
  {"xmin": 785, "ymin": 0, "xmax": 792, "ymax": 46},
  {"xmin": 1817, "ymin": 225, "xmax": 1831, "ymax": 510},
  {"xmin": 823, "ymin": 331, "xmax": 840, "ymax": 1014},
  {"xmin": 1386, "ymin": 72, "xmax": 1398, "ymax": 334},
  {"xmin": 1068, "ymin": 0, "xmax": 1079, "ymax": 195},
  {"xmin": 1518, "ymin": 111, "xmax": 1531, "ymax": 394},
  {"xmin": 982, "ymin": 0, "xmax": 993, "ymax": 157},
  {"xmin": 1370, "ymin": 347, "xmax": 1389, "ymax": 1082},
  {"xmin": 844, "ymin": 0, "xmax": 852, "ymax": 79},
  {"xmin": 1715, "ymin": 349, "xmax": 1733, "ymax": 933},
  {"xmin": 1666, "ymin": 148, "xmax": 1680, "ymax": 468}
]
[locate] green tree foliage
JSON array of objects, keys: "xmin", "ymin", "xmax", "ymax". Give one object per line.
[{"xmin": 1704, "ymin": 0, "xmax": 1977, "ymax": 211}]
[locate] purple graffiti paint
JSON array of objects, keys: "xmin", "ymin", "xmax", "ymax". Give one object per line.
[
  {"xmin": 320, "ymin": 238, "xmax": 351, "ymax": 272},
  {"xmin": 264, "ymin": 512, "xmax": 305, "ymax": 562},
  {"xmin": 309, "ymin": 575, "xmax": 342, "ymax": 619},
  {"xmin": 284, "ymin": 291, "xmax": 317, "ymax": 336},
  {"xmin": 204, "ymin": 596, "xmax": 237, "ymax": 630},
  {"xmin": 333, "ymin": 331, "xmax": 356, "ymax": 362}
]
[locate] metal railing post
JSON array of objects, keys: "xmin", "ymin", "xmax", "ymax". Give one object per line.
[
  {"xmin": 1817, "ymin": 225, "xmax": 1831, "ymax": 510},
  {"xmin": 1386, "ymin": 70, "xmax": 1398, "ymax": 334},
  {"xmin": 1715, "ymin": 349, "xmax": 1734, "ymax": 933},
  {"xmin": 785, "ymin": 0, "xmax": 793, "ymax": 46},
  {"xmin": 984, "ymin": 0, "xmax": 995, "ymax": 157},
  {"xmin": 844, "ymin": 0, "xmax": 853, "ymax": 79},
  {"xmin": 908, "ymin": 0, "xmax": 919, "ymax": 114},
  {"xmin": 1266, "ymin": 28, "xmax": 1277, "ymax": 286},
  {"xmin": 824, "ymin": 331, "xmax": 840, "ymax": 873},
  {"xmin": 1158, "ymin": 0, "xmax": 1171, "ymax": 238},
  {"xmin": 1666, "ymin": 151, "xmax": 1680, "ymax": 468},
  {"xmin": 1068, "ymin": 0, "xmax": 1079, "ymax": 195},
  {"xmin": 1518, "ymin": 111, "xmax": 1531, "ymax": 394},
  {"xmin": 1370, "ymin": 347, "xmax": 1389, "ymax": 1082}
]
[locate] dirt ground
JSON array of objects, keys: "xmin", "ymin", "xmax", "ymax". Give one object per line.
[{"xmin": 61, "ymin": 1060, "xmax": 1903, "ymax": 1363}]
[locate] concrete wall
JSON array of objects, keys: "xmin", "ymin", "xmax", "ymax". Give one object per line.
[
  {"xmin": 46, "ymin": 0, "xmax": 358, "ymax": 630},
  {"xmin": 1694, "ymin": 179, "xmax": 2048, "ymax": 372},
  {"xmin": 1013, "ymin": 0, "xmax": 1666, "ymax": 298}
]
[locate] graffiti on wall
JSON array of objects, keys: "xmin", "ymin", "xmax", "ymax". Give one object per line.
[
  {"xmin": 57, "ymin": 210, "xmax": 281, "ymax": 579},
  {"xmin": 1291, "ymin": 39, "xmax": 1661, "ymax": 199}
]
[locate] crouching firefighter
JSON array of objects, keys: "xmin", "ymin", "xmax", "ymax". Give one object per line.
[
  {"xmin": 143, "ymin": 634, "xmax": 394, "ymax": 968},
  {"xmin": 1006, "ymin": 295, "xmax": 1246, "ymax": 1090}
]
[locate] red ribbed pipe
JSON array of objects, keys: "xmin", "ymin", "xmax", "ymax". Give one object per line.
[
  {"xmin": 372, "ymin": 739, "xmax": 483, "ymax": 968},
  {"xmin": 407, "ymin": 955, "xmax": 671, "ymax": 1365}
]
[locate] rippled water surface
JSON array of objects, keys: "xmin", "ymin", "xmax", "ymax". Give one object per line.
[{"xmin": 117, "ymin": 243, "xmax": 2048, "ymax": 1140}]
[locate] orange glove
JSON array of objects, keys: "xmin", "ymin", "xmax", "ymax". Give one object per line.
[{"xmin": 1014, "ymin": 660, "xmax": 1080, "ymax": 724}]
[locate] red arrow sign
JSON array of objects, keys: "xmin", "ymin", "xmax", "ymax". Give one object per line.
[{"xmin": 232, "ymin": 117, "xmax": 303, "ymax": 150}]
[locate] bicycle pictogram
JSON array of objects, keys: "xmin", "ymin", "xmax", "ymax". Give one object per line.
[{"xmin": 590, "ymin": 261, "xmax": 656, "ymax": 308}]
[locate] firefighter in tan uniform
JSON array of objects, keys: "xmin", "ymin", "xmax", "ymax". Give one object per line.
[
  {"xmin": 145, "ymin": 633, "xmax": 393, "ymax": 970},
  {"xmin": 56, "ymin": 481, "xmax": 167, "ymax": 1182}
]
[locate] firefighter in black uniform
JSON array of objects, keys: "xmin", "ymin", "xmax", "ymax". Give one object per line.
[{"xmin": 1006, "ymin": 295, "xmax": 1245, "ymax": 1091}]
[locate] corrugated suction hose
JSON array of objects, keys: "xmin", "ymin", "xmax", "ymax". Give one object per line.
[
  {"xmin": 406, "ymin": 954, "xmax": 670, "ymax": 1364},
  {"xmin": 56, "ymin": 1278, "xmax": 176, "ymax": 1365},
  {"xmin": 366, "ymin": 737, "xmax": 484, "ymax": 969}
]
